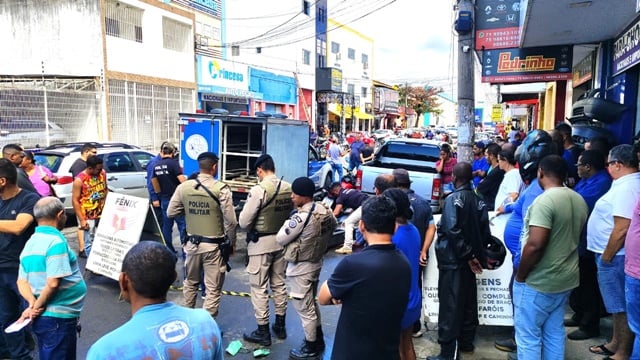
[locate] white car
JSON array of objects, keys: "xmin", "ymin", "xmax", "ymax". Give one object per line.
[{"xmin": 34, "ymin": 142, "xmax": 155, "ymax": 214}]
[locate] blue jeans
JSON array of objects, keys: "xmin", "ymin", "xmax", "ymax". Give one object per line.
[
  {"xmin": 82, "ymin": 218, "xmax": 99, "ymax": 256},
  {"xmin": 32, "ymin": 316, "xmax": 78, "ymax": 360},
  {"xmin": 160, "ymin": 197, "xmax": 186, "ymax": 254},
  {"xmin": 626, "ymin": 274, "xmax": 640, "ymax": 360},
  {"xmin": 513, "ymin": 281, "xmax": 569, "ymax": 360},
  {"xmin": 0, "ymin": 269, "xmax": 30, "ymax": 359},
  {"xmin": 331, "ymin": 162, "xmax": 343, "ymax": 183},
  {"xmin": 596, "ymin": 253, "xmax": 626, "ymax": 313}
]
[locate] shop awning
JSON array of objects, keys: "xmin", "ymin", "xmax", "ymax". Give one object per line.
[{"xmin": 354, "ymin": 110, "xmax": 373, "ymax": 120}]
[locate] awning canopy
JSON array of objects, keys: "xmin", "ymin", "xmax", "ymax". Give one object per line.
[{"xmin": 354, "ymin": 110, "xmax": 373, "ymax": 120}]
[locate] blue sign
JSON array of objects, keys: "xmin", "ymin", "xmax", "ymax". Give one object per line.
[
  {"xmin": 474, "ymin": 108, "xmax": 483, "ymax": 123},
  {"xmin": 613, "ymin": 18, "xmax": 640, "ymax": 75}
]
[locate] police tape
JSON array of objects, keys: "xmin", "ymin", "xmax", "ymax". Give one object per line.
[{"xmin": 222, "ymin": 290, "xmax": 294, "ymax": 300}]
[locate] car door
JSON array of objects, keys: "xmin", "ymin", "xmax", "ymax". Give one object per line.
[
  {"xmin": 99, "ymin": 151, "xmax": 148, "ymax": 198},
  {"xmin": 308, "ymin": 146, "xmax": 324, "ymax": 188}
]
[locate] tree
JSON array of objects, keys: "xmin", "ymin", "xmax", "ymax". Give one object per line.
[{"xmin": 397, "ymin": 84, "xmax": 443, "ymax": 127}]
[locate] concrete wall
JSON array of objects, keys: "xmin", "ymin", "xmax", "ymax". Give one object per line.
[
  {"xmin": 0, "ymin": 0, "xmax": 103, "ymax": 76},
  {"xmin": 105, "ymin": 0, "xmax": 195, "ymax": 83}
]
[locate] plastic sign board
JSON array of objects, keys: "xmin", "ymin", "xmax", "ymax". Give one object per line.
[
  {"xmin": 475, "ymin": 0, "xmax": 521, "ymax": 50},
  {"xmin": 491, "ymin": 104, "xmax": 503, "ymax": 121},
  {"xmin": 423, "ymin": 213, "xmax": 514, "ymax": 326},
  {"xmin": 482, "ymin": 46, "xmax": 573, "ymax": 84},
  {"xmin": 86, "ymin": 193, "xmax": 149, "ymax": 280}
]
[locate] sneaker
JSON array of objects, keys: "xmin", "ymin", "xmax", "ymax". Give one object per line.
[
  {"xmin": 201, "ymin": 293, "xmax": 206, "ymax": 300},
  {"xmin": 412, "ymin": 328, "xmax": 425, "ymax": 338},
  {"xmin": 334, "ymin": 246, "xmax": 352, "ymax": 255},
  {"xmin": 494, "ymin": 338, "xmax": 517, "ymax": 352},
  {"xmin": 170, "ymin": 284, "xmax": 183, "ymax": 291}
]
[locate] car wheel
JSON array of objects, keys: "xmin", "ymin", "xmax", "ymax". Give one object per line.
[{"xmin": 324, "ymin": 173, "xmax": 332, "ymax": 190}]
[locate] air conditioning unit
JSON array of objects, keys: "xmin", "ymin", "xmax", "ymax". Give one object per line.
[{"xmin": 335, "ymin": 53, "xmax": 341, "ymax": 60}]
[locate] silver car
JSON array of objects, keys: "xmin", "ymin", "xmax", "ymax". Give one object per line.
[{"xmin": 33, "ymin": 143, "xmax": 155, "ymax": 214}]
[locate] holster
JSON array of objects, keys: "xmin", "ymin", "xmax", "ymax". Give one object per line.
[
  {"xmin": 219, "ymin": 236, "xmax": 232, "ymax": 272},
  {"xmin": 246, "ymin": 230, "xmax": 260, "ymax": 244}
]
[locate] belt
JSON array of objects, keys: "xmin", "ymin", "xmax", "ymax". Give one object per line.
[{"xmin": 188, "ymin": 234, "xmax": 225, "ymax": 244}]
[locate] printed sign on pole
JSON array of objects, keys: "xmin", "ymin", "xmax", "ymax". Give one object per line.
[
  {"xmin": 491, "ymin": 104, "xmax": 503, "ymax": 121},
  {"xmin": 482, "ymin": 46, "xmax": 573, "ymax": 84},
  {"xmin": 86, "ymin": 193, "xmax": 149, "ymax": 280},
  {"xmin": 423, "ymin": 213, "xmax": 514, "ymax": 326}
]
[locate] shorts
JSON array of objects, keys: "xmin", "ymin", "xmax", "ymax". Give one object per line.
[{"xmin": 596, "ymin": 253, "xmax": 626, "ymax": 313}]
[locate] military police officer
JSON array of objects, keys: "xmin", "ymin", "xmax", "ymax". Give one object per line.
[
  {"xmin": 276, "ymin": 177, "xmax": 337, "ymax": 359},
  {"xmin": 239, "ymin": 154, "xmax": 293, "ymax": 346},
  {"xmin": 167, "ymin": 152, "xmax": 237, "ymax": 318}
]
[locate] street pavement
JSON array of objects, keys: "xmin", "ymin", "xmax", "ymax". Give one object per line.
[{"xmin": 51, "ymin": 226, "xmax": 612, "ymax": 359}]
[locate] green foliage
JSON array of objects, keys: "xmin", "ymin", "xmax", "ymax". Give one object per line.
[{"xmin": 397, "ymin": 84, "xmax": 444, "ymax": 119}]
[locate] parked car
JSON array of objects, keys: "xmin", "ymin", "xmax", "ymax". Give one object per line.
[
  {"xmin": 308, "ymin": 145, "xmax": 333, "ymax": 190},
  {"xmin": 33, "ymin": 142, "xmax": 155, "ymax": 214},
  {"xmin": 371, "ymin": 128, "xmax": 395, "ymax": 141},
  {"xmin": 0, "ymin": 120, "xmax": 65, "ymax": 148}
]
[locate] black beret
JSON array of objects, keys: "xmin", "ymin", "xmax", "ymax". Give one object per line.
[
  {"xmin": 197, "ymin": 152, "xmax": 219, "ymax": 161},
  {"xmin": 292, "ymin": 177, "xmax": 316, "ymax": 198},
  {"xmin": 253, "ymin": 154, "xmax": 272, "ymax": 171}
]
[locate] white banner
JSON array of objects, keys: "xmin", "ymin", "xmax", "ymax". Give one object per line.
[
  {"xmin": 86, "ymin": 193, "xmax": 149, "ymax": 280},
  {"xmin": 423, "ymin": 212, "xmax": 514, "ymax": 326}
]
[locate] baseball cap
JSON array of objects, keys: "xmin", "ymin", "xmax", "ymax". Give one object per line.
[
  {"xmin": 474, "ymin": 141, "xmax": 486, "ymax": 149},
  {"xmin": 161, "ymin": 142, "xmax": 176, "ymax": 154}
]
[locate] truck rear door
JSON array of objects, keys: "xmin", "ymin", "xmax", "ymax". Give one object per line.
[{"xmin": 178, "ymin": 114, "xmax": 220, "ymax": 177}]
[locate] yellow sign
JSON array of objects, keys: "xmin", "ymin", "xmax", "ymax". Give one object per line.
[{"xmin": 491, "ymin": 104, "xmax": 503, "ymax": 122}]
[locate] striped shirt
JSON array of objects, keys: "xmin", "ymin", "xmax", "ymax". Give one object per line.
[{"xmin": 19, "ymin": 226, "xmax": 87, "ymax": 318}]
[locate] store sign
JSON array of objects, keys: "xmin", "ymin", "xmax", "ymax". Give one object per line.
[
  {"xmin": 475, "ymin": 0, "xmax": 522, "ymax": 50},
  {"xmin": 573, "ymin": 51, "xmax": 593, "ymax": 87},
  {"xmin": 202, "ymin": 93, "xmax": 248, "ymax": 104},
  {"xmin": 613, "ymin": 18, "xmax": 640, "ymax": 75},
  {"xmin": 316, "ymin": 67, "xmax": 342, "ymax": 92},
  {"xmin": 491, "ymin": 104, "xmax": 503, "ymax": 121},
  {"xmin": 482, "ymin": 45, "xmax": 572, "ymax": 83},
  {"xmin": 474, "ymin": 108, "xmax": 484, "ymax": 123},
  {"xmin": 374, "ymin": 87, "xmax": 399, "ymax": 113},
  {"xmin": 197, "ymin": 55, "xmax": 248, "ymax": 91}
]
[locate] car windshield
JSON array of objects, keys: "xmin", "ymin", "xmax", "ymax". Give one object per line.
[
  {"xmin": 34, "ymin": 153, "xmax": 65, "ymax": 172},
  {"xmin": 381, "ymin": 142, "xmax": 440, "ymax": 162}
]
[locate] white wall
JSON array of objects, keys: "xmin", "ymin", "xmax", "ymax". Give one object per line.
[
  {"xmin": 326, "ymin": 19, "xmax": 374, "ymax": 110},
  {"xmin": 0, "ymin": 0, "xmax": 103, "ymax": 76},
  {"xmin": 105, "ymin": 0, "xmax": 195, "ymax": 83},
  {"xmin": 224, "ymin": 0, "xmax": 316, "ymax": 90}
]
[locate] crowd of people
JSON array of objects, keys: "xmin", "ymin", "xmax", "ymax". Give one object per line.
[{"xmin": 2, "ymin": 122, "xmax": 640, "ymax": 360}]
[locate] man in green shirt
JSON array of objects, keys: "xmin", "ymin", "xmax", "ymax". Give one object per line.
[{"xmin": 513, "ymin": 155, "xmax": 588, "ymax": 360}]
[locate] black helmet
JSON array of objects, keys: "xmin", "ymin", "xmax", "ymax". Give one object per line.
[
  {"xmin": 515, "ymin": 129, "xmax": 557, "ymax": 182},
  {"xmin": 481, "ymin": 235, "xmax": 507, "ymax": 270}
]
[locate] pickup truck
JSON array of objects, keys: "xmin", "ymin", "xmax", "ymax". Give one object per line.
[{"xmin": 358, "ymin": 138, "xmax": 443, "ymax": 213}]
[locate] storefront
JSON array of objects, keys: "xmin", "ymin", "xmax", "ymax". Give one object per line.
[
  {"xmin": 196, "ymin": 55, "xmax": 262, "ymax": 113},
  {"xmin": 248, "ymin": 68, "xmax": 297, "ymax": 117}
]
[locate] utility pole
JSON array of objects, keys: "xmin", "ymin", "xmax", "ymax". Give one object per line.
[{"xmin": 455, "ymin": 0, "xmax": 475, "ymax": 163}]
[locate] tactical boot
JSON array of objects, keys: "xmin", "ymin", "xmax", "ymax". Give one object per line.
[
  {"xmin": 315, "ymin": 326, "xmax": 325, "ymax": 351},
  {"xmin": 243, "ymin": 324, "xmax": 272, "ymax": 346},
  {"xmin": 289, "ymin": 339, "xmax": 323, "ymax": 360},
  {"xmin": 272, "ymin": 314, "xmax": 287, "ymax": 339}
]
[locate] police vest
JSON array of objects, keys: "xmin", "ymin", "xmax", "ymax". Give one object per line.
[
  {"xmin": 254, "ymin": 179, "xmax": 293, "ymax": 235},
  {"xmin": 284, "ymin": 202, "xmax": 335, "ymax": 263},
  {"xmin": 182, "ymin": 180, "xmax": 226, "ymax": 238}
]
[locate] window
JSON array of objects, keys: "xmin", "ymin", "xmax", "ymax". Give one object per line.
[
  {"xmin": 317, "ymin": 7, "xmax": 326, "ymax": 22},
  {"xmin": 348, "ymin": 48, "xmax": 355, "ymax": 60},
  {"xmin": 232, "ymin": 46, "xmax": 240, "ymax": 56},
  {"xmin": 361, "ymin": 87, "xmax": 368, "ymax": 97},
  {"xmin": 362, "ymin": 53, "xmax": 369, "ymax": 68},
  {"xmin": 302, "ymin": 49, "xmax": 311, "ymax": 65},
  {"xmin": 104, "ymin": 0, "xmax": 143, "ymax": 43},
  {"xmin": 163, "ymin": 17, "xmax": 191, "ymax": 52},
  {"xmin": 101, "ymin": 153, "xmax": 136, "ymax": 173},
  {"xmin": 347, "ymin": 84, "xmax": 355, "ymax": 95},
  {"xmin": 133, "ymin": 151, "xmax": 155, "ymax": 170},
  {"xmin": 303, "ymin": 0, "xmax": 310, "ymax": 15},
  {"xmin": 318, "ymin": 54, "xmax": 326, "ymax": 68},
  {"xmin": 331, "ymin": 41, "xmax": 340, "ymax": 54}
]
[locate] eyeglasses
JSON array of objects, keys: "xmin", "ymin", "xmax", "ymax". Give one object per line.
[
  {"xmin": 576, "ymin": 163, "xmax": 588, "ymax": 167},
  {"xmin": 607, "ymin": 160, "xmax": 620, "ymax": 167}
]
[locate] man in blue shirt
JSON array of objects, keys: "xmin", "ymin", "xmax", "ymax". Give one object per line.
[
  {"xmin": 348, "ymin": 134, "xmax": 365, "ymax": 172},
  {"xmin": 87, "ymin": 241, "xmax": 223, "ymax": 360},
  {"xmin": 472, "ymin": 142, "xmax": 490, "ymax": 188},
  {"xmin": 151, "ymin": 143, "xmax": 186, "ymax": 254},
  {"xmin": 566, "ymin": 150, "xmax": 612, "ymax": 341},
  {"xmin": 146, "ymin": 142, "xmax": 166, "ymax": 231}
]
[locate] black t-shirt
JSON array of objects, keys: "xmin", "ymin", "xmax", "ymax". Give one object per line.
[
  {"xmin": 475, "ymin": 166, "xmax": 505, "ymax": 211},
  {"xmin": 152, "ymin": 157, "xmax": 183, "ymax": 198},
  {"xmin": 361, "ymin": 145, "xmax": 374, "ymax": 159},
  {"xmin": 69, "ymin": 158, "xmax": 87, "ymax": 178},
  {"xmin": 336, "ymin": 189, "xmax": 369, "ymax": 210},
  {"xmin": 405, "ymin": 189, "xmax": 434, "ymax": 245},
  {"xmin": 17, "ymin": 167, "xmax": 38, "ymax": 194},
  {"xmin": 0, "ymin": 190, "xmax": 40, "ymax": 268},
  {"xmin": 328, "ymin": 244, "xmax": 411, "ymax": 360}
]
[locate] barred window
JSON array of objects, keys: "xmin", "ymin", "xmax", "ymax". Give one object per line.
[
  {"xmin": 105, "ymin": 0, "xmax": 143, "ymax": 43},
  {"xmin": 163, "ymin": 17, "xmax": 191, "ymax": 52}
]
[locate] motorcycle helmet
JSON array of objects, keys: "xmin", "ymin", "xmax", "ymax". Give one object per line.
[
  {"xmin": 515, "ymin": 129, "xmax": 557, "ymax": 183},
  {"xmin": 481, "ymin": 235, "xmax": 507, "ymax": 270}
]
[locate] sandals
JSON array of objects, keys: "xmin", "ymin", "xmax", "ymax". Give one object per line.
[{"xmin": 589, "ymin": 344, "xmax": 615, "ymax": 356}]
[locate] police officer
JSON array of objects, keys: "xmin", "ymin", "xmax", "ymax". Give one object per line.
[
  {"xmin": 167, "ymin": 152, "xmax": 237, "ymax": 318},
  {"xmin": 239, "ymin": 154, "xmax": 293, "ymax": 346},
  {"xmin": 276, "ymin": 177, "xmax": 337, "ymax": 359}
]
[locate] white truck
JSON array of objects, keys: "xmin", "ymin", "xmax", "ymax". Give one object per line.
[{"xmin": 357, "ymin": 138, "xmax": 443, "ymax": 213}]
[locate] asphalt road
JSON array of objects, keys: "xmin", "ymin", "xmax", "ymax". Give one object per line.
[{"xmin": 46, "ymin": 227, "xmax": 613, "ymax": 360}]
